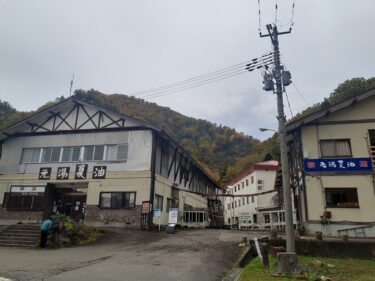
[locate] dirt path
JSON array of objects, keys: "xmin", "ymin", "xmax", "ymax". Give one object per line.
[{"xmin": 0, "ymin": 229, "xmax": 253, "ymax": 281}]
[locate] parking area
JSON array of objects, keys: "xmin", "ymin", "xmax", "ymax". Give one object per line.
[{"xmin": 0, "ymin": 229, "xmax": 258, "ymax": 281}]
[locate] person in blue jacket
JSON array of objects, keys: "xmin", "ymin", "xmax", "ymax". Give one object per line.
[{"xmin": 40, "ymin": 217, "xmax": 53, "ymax": 248}]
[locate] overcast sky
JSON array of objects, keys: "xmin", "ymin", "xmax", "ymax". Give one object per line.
[{"xmin": 0, "ymin": 0, "xmax": 374, "ymax": 140}]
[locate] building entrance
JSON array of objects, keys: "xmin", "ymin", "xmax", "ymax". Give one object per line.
[{"xmin": 45, "ymin": 183, "xmax": 88, "ymax": 222}]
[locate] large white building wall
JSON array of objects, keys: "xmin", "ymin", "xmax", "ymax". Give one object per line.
[{"xmin": 224, "ymin": 169, "xmax": 277, "ymax": 226}]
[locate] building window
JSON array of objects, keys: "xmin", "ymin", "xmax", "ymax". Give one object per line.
[
  {"xmin": 83, "ymin": 145, "xmax": 104, "ymax": 161},
  {"xmin": 71, "ymin": 147, "xmax": 81, "ymax": 161},
  {"xmin": 242, "ymin": 198, "xmax": 245, "ymax": 205},
  {"xmin": 264, "ymin": 214, "xmax": 270, "ymax": 224},
  {"xmin": 251, "ymin": 196, "xmax": 254, "ymax": 203},
  {"xmin": 167, "ymin": 198, "xmax": 177, "ymax": 212},
  {"xmin": 99, "ymin": 192, "xmax": 136, "ymax": 209},
  {"xmin": 320, "ymin": 139, "xmax": 352, "ymax": 158},
  {"xmin": 242, "ymin": 182, "xmax": 244, "ymax": 189},
  {"xmin": 238, "ymin": 199, "xmax": 241, "ymax": 207},
  {"xmin": 232, "ymin": 202, "xmax": 234, "ymax": 209},
  {"xmin": 246, "ymin": 179, "xmax": 249, "ymax": 186},
  {"xmin": 117, "ymin": 144, "xmax": 128, "ymax": 161},
  {"xmin": 325, "ymin": 188, "xmax": 359, "ymax": 208},
  {"xmin": 251, "ymin": 176, "xmax": 254, "ymax": 184},
  {"xmin": 51, "ymin": 147, "xmax": 61, "ymax": 162},
  {"xmin": 162, "ymin": 149, "xmax": 169, "ymax": 170},
  {"xmin": 93, "ymin": 145, "xmax": 105, "ymax": 160},
  {"xmin": 41, "ymin": 147, "xmax": 52, "ymax": 163},
  {"xmin": 257, "ymin": 180, "xmax": 264, "ymax": 190},
  {"xmin": 247, "ymin": 197, "xmax": 249, "ymax": 204},
  {"xmin": 234, "ymin": 186, "xmax": 237, "ymax": 192},
  {"xmin": 21, "ymin": 148, "xmax": 41, "ymax": 163},
  {"xmin": 155, "ymin": 194, "xmax": 163, "ymax": 211},
  {"xmin": 6, "ymin": 193, "xmax": 44, "ymax": 211}
]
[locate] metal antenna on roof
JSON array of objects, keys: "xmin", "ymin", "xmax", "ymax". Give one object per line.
[{"xmin": 69, "ymin": 73, "xmax": 75, "ymax": 96}]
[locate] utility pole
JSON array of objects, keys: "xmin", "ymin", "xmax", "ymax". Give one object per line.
[{"xmin": 260, "ymin": 24, "xmax": 297, "ymax": 273}]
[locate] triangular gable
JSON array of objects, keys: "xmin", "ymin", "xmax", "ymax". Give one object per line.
[
  {"xmin": 287, "ymin": 88, "xmax": 375, "ymax": 132},
  {"xmin": 0, "ymin": 97, "xmax": 158, "ymax": 141}
]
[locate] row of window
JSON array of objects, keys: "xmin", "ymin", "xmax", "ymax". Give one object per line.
[
  {"xmin": 225, "ymin": 188, "xmax": 360, "ymax": 211},
  {"xmin": 2, "ymin": 193, "xmax": 44, "ymax": 211},
  {"xmin": 99, "ymin": 192, "xmax": 136, "ymax": 209},
  {"xmin": 227, "ymin": 196, "xmax": 255, "ymax": 210},
  {"xmin": 154, "ymin": 194, "xmax": 177, "ymax": 213},
  {"xmin": 21, "ymin": 144, "xmax": 128, "ymax": 164},
  {"xmin": 228, "ymin": 178, "xmax": 264, "ymax": 194}
]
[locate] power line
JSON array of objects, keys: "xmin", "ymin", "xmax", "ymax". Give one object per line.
[
  {"xmin": 133, "ymin": 55, "xmax": 271, "ymax": 97},
  {"xmin": 142, "ymin": 58, "xmax": 274, "ymax": 100},
  {"xmin": 131, "ymin": 53, "xmax": 273, "ymax": 100},
  {"xmin": 284, "ymin": 88, "xmax": 294, "ymax": 118},
  {"xmin": 143, "ymin": 70, "xmax": 248, "ymax": 100},
  {"xmin": 274, "ymin": 0, "xmax": 278, "ymax": 25},
  {"xmin": 258, "ymin": 0, "xmax": 262, "ymax": 34},
  {"xmin": 291, "ymin": 82, "xmax": 309, "ymax": 107},
  {"xmin": 290, "ymin": 0, "xmax": 296, "ymax": 31}
]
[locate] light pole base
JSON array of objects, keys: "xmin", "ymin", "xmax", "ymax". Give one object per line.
[{"xmin": 277, "ymin": 252, "xmax": 298, "ymax": 274}]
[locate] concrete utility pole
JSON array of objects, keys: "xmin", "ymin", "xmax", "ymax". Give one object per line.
[{"xmin": 260, "ymin": 24, "xmax": 297, "ymax": 272}]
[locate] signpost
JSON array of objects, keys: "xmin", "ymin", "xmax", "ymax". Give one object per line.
[
  {"xmin": 153, "ymin": 208, "xmax": 161, "ymax": 231},
  {"xmin": 168, "ymin": 208, "xmax": 178, "ymax": 225}
]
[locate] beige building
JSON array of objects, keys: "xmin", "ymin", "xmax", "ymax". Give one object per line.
[
  {"xmin": 224, "ymin": 161, "xmax": 287, "ymax": 229},
  {"xmin": 287, "ymin": 89, "xmax": 375, "ymax": 237},
  {"xmin": 0, "ymin": 97, "xmax": 223, "ymax": 229}
]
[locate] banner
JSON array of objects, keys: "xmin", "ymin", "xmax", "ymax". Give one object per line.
[{"xmin": 304, "ymin": 158, "xmax": 372, "ymax": 172}]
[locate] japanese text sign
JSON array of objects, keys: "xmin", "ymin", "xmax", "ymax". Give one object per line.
[{"xmin": 304, "ymin": 158, "xmax": 373, "ymax": 172}]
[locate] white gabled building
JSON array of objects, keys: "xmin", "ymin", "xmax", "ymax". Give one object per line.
[
  {"xmin": 224, "ymin": 160, "xmax": 286, "ymax": 229},
  {"xmin": 0, "ymin": 96, "xmax": 223, "ymax": 229}
]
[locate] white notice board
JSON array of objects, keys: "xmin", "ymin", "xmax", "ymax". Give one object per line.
[{"xmin": 168, "ymin": 208, "xmax": 178, "ymax": 224}]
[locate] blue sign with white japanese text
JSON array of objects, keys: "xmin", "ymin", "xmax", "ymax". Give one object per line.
[{"xmin": 304, "ymin": 158, "xmax": 373, "ymax": 172}]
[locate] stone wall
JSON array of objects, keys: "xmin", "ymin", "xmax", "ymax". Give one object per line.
[
  {"xmin": 0, "ymin": 204, "xmax": 43, "ymax": 225},
  {"xmin": 269, "ymin": 238, "xmax": 375, "ymax": 259},
  {"xmin": 84, "ymin": 205, "xmax": 142, "ymax": 228}
]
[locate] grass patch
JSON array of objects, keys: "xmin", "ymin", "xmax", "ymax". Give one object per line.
[{"xmin": 238, "ymin": 255, "xmax": 375, "ymax": 281}]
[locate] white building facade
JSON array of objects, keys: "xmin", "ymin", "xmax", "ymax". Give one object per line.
[{"xmin": 223, "ymin": 161, "xmax": 284, "ymax": 230}]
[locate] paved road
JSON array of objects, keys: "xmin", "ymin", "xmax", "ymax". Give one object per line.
[{"xmin": 0, "ymin": 229, "xmax": 257, "ymax": 281}]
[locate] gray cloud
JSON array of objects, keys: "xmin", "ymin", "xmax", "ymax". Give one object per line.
[{"xmin": 0, "ymin": 0, "xmax": 374, "ymax": 140}]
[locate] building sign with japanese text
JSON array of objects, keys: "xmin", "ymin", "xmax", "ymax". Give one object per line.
[
  {"xmin": 11, "ymin": 186, "xmax": 45, "ymax": 193},
  {"xmin": 75, "ymin": 164, "xmax": 88, "ymax": 179},
  {"xmin": 57, "ymin": 167, "xmax": 70, "ymax": 180},
  {"xmin": 304, "ymin": 158, "xmax": 373, "ymax": 172},
  {"xmin": 93, "ymin": 166, "xmax": 107, "ymax": 179},
  {"xmin": 39, "ymin": 167, "xmax": 51, "ymax": 180}
]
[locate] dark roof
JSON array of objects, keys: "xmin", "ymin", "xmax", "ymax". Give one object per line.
[
  {"xmin": 286, "ymin": 88, "xmax": 375, "ymax": 132},
  {"xmin": 226, "ymin": 160, "xmax": 278, "ymax": 188}
]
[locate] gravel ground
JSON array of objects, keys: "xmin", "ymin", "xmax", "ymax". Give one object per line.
[{"xmin": 0, "ymin": 229, "xmax": 263, "ymax": 281}]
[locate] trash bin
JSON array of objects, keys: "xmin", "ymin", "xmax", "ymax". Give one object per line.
[{"xmin": 165, "ymin": 224, "xmax": 176, "ymax": 234}]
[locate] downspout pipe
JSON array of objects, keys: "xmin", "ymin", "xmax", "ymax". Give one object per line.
[{"xmin": 149, "ymin": 130, "xmax": 157, "ymax": 230}]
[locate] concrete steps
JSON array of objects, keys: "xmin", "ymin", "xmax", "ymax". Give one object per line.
[{"xmin": 0, "ymin": 224, "xmax": 40, "ymax": 247}]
